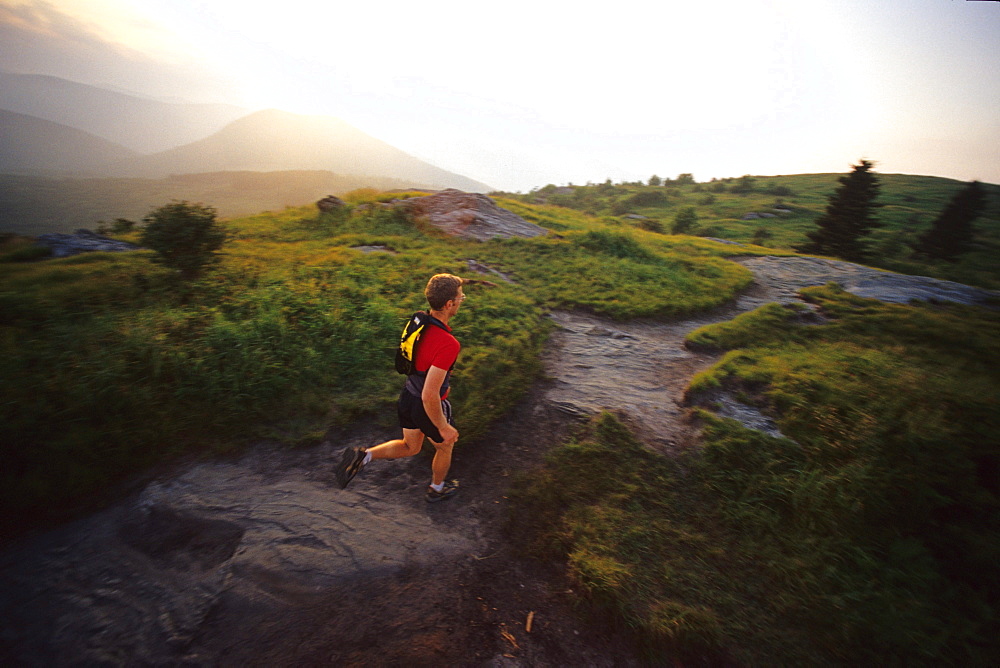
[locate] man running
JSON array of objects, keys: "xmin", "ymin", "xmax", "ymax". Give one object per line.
[{"xmin": 335, "ymin": 273, "xmax": 464, "ymax": 502}]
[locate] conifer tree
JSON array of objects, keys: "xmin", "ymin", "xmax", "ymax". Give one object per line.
[
  {"xmin": 140, "ymin": 201, "xmax": 227, "ymax": 279},
  {"xmin": 912, "ymin": 181, "xmax": 988, "ymax": 262},
  {"xmin": 796, "ymin": 160, "xmax": 882, "ymax": 262}
]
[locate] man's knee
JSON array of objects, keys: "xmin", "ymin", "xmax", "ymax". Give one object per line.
[
  {"xmin": 432, "ymin": 440, "xmax": 454, "ymax": 453},
  {"xmin": 401, "ymin": 430, "xmax": 425, "ymax": 455}
]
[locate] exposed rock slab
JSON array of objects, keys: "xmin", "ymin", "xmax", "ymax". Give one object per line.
[
  {"xmin": 35, "ymin": 229, "xmax": 142, "ymax": 258},
  {"xmin": 735, "ymin": 255, "xmax": 998, "ymax": 307},
  {"xmin": 394, "ymin": 189, "xmax": 547, "ymax": 241},
  {"xmin": 0, "ymin": 445, "xmax": 478, "ymax": 665},
  {"xmin": 543, "ymin": 310, "xmax": 733, "ymax": 453},
  {"xmin": 544, "ymin": 256, "xmax": 998, "ymax": 450}
]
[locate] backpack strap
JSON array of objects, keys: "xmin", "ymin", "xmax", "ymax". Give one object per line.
[{"xmin": 403, "ymin": 312, "xmax": 451, "ymax": 397}]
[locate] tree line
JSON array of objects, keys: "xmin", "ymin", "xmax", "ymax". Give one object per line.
[{"xmin": 797, "ymin": 159, "xmax": 989, "ymax": 263}]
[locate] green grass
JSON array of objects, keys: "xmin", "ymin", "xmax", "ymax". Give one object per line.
[
  {"xmin": 510, "ymin": 286, "xmax": 1000, "ymax": 664},
  {"xmin": 0, "ymin": 195, "xmax": 750, "ymax": 532},
  {"xmin": 499, "ymin": 174, "xmax": 1000, "ymax": 290},
  {"xmin": 6, "ymin": 184, "xmax": 1000, "ymax": 662}
]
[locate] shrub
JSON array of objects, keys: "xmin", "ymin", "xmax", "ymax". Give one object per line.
[
  {"xmin": 751, "ymin": 227, "xmax": 774, "ymax": 246},
  {"xmin": 672, "ymin": 207, "xmax": 698, "ymax": 234},
  {"xmin": 1, "ymin": 243, "xmax": 51, "ymax": 263},
  {"xmin": 139, "ymin": 201, "xmax": 227, "ymax": 278},
  {"xmin": 635, "ymin": 218, "xmax": 665, "ymax": 233},
  {"xmin": 111, "ymin": 218, "xmax": 137, "ymax": 234},
  {"xmin": 627, "ymin": 190, "xmax": 668, "ymax": 207}
]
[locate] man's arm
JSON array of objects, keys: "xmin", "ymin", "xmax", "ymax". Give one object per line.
[{"xmin": 421, "ymin": 365, "xmax": 458, "ymax": 445}]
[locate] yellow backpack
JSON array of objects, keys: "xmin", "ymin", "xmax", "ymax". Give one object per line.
[{"xmin": 394, "ymin": 311, "xmax": 447, "ymax": 375}]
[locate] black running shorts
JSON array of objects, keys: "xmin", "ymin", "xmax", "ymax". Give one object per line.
[{"xmin": 397, "ymin": 389, "xmax": 454, "ymax": 444}]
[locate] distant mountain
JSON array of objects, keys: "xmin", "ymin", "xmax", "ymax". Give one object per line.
[
  {"xmin": 0, "ymin": 171, "xmax": 443, "ymax": 236},
  {"xmin": 0, "ymin": 71, "xmax": 248, "ymax": 153},
  {"xmin": 101, "ymin": 109, "xmax": 493, "ymax": 192},
  {"xmin": 0, "ymin": 110, "xmax": 138, "ymax": 175}
]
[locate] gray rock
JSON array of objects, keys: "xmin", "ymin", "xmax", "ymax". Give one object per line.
[
  {"xmin": 0, "ymin": 453, "xmax": 477, "ymax": 664},
  {"xmin": 466, "ymin": 259, "xmax": 516, "ymax": 282},
  {"xmin": 316, "ymin": 194, "xmax": 347, "ymax": 212},
  {"xmin": 703, "ymin": 237, "xmax": 746, "ymax": 246},
  {"xmin": 689, "ymin": 389, "xmax": 787, "ymax": 439},
  {"xmin": 392, "ymin": 189, "xmax": 547, "ymax": 242},
  {"xmin": 735, "ymin": 256, "xmax": 999, "ymax": 307},
  {"xmin": 350, "ymin": 245, "xmax": 394, "ymax": 253},
  {"xmin": 35, "ymin": 229, "xmax": 142, "ymax": 258}
]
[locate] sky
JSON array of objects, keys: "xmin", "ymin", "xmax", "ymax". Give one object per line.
[{"xmin": 1, "ymin": 0, "xmax": 998, "ymax": 192}]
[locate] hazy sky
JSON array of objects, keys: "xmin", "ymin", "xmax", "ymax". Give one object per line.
[{"xmin": 1, "ymin": 0, "xmax": 998, "ymax": 191}]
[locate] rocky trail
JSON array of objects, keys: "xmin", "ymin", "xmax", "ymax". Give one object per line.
[{"xmin": 2, "ymin": 256, "xmax": 996, "ymax": 667}]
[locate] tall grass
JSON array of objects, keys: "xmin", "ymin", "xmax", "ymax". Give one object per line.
[
  {"xmin": 510, "ymin": 285, "xmax": 1000, "ymax": 664},
  {"xmin": 1, "ymin": 196, "xmax": 750, "ymax": 533}
]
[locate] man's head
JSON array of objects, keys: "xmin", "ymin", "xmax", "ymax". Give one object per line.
[{"xmin": 425, "ymin": 273, "xmax": 465, "ymax": 311}]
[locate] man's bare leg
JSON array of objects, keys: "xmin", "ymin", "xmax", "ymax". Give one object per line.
[
  {"xmin": 430, "ymin": 441, "xmax": 454, "ymax": 487},
  {"xmin": 368, "ymin": 429, "xmax": 425, "ymax": 460}
]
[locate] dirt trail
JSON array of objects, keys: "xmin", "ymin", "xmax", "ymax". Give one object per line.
[{"xmin": 2, "ymin": 256, "xmax": 995, "ymax": 666}]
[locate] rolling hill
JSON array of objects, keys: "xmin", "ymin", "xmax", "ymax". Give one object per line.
[
  {"xmin": 0, "ymin": 109, "xmax": 138, "ymax": 175},
  {"xmin": 0, "ymin": 71, "xmax": 248, "ymax": 153}
]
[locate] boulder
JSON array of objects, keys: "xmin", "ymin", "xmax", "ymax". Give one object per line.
[
  {"xmin": 316, "ymin": 194, "xmax": 347, "ymax": 213},
  {"xmin": 35, "ymin": 229, "xmax": 142, "ymax": 258},
  {"xmin": 392, "ymin": 189, "xmax": 547, "ymax": 242}
]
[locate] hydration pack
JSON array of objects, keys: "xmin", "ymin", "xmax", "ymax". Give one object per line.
[{"xmin": 394, "ymin": 311, "xmax": 447, "ymax": 375}]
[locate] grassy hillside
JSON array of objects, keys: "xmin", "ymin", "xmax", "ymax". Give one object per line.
[
  {"xmin": 500, "ymin": 173, "xmax": 1000, "ymax": 290},
  {"xmin": 512, "ymin": 288, "xmax": 1000, "ymax": 665},
  {"xmin": 0, "ymin": 171, "xmax": 437, "ymax": 236},
  {"xmin": 2, "ymin": 188, "xmax": 997, "ymax": 663},
  {"xmin": 0, "ymin": 193, "xmax": 756, "ymax": 533}
]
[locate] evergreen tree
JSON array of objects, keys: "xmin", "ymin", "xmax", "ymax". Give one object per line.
[
  {"xmin": 912, "ymin": 181, "xmax": 988, "ymax": 262},
  {"xmin": 796, "ymin": 160, "xmax": 882, "ymax": 262},
  {"xmin": 672, "ymin": 207, "xmax": 698, "ymax": 234},
  {"xmin": 140, "ymin": 201, "xmax": 227, "ymax": 279}
]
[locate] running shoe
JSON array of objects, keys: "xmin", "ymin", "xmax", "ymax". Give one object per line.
[
  {"xmin": 334, "ymin": 446, "xmax": 367, "ymax": 489},
  {"xmin": 426, "ymin": 479, "xmax": 459, "ymax": 503}
]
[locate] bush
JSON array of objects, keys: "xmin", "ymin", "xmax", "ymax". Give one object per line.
[
  {"xmin": 634, "ymin": 218, "xmax": 665, "ymax": 233},
  {"xmin": 751, "ymin": 227, "xmax": 774, "ymax": 246},
  {"xmin": 111, "ymin": 218, "xmax": 138, "ymax": 234},
  {"xmin": 139, "ymin": 201, "xmax": 227, "ymax": 278},
  {"xmin": 627, "ymin": 190, "xmax": 668, "ymax": 207},
  {"xmin": 672, "ymin": 207, "xmax": 698, "ymax": 234},
  {"xmin": 1, "ymin": 244, "xmax": 51, "ymax": 263}
]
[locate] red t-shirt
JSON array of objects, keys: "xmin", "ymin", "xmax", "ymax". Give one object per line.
[{"xmin": 414, "ymin": 321, "xmax": 460, "ymax": 399}]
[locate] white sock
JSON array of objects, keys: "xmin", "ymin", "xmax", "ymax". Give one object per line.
[
  {"xmin": 429, "ymin": 481, "xmax": 444, "ymax": 492},
  {"xmin": 362, "ymin": 451, "xmax": 372, "ymax": 466}
]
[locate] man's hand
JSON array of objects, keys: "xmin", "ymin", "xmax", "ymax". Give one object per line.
[
  {"xmin": 438, "ymin": 423, "xmax": 459, "ymax": 447},
  {"xmin": 422, "ymin": 365, "xmax": 458, "ymax": 445}
]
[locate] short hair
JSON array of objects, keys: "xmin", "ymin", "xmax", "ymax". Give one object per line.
[{"xmin": 425, "ymin": 273, "xmax": 463, "ymax": 310}]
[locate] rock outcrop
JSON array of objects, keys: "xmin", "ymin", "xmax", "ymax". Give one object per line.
[
  {"xmin": 316, "ymin": 194, "xmax": 347, "ymax": 213},
  {"xmin": 0, "ymin": 443, "xmax": 478, "ymax": 665},
  {"xmin": 393, "ymin": 189, "xmax": 547, "ymax": 242},
  {"xmin": 736, "ymin": 256, "xmax": 999, "ymax": 308},
  {"xmin": 34, "ymin": 229, "xmax": 142, "ymax": 258}
]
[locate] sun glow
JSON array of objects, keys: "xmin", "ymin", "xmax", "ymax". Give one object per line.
[{"xmin": 2, "ymin": 0, "xmax": 998, "ymax": 190}]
